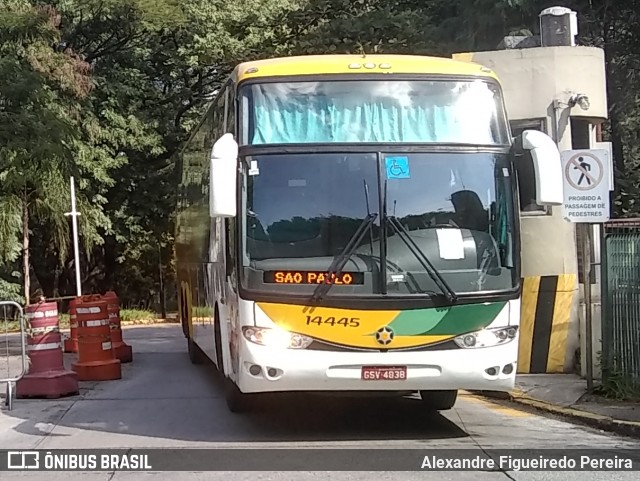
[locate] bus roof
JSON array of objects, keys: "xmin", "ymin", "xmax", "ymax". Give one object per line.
[{"xmin": 233, "ymin": 54, "xmax": 498, "ymax": 83}]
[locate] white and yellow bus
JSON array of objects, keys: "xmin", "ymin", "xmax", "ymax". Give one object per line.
[{"xmin": 174, "ymin": 54, "xmax": 563, "ymax": 413}]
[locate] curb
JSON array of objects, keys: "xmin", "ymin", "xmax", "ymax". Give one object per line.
[
  {"xmin": 474, "ymin": 389, "xmax": 640, "ymax": 438},
  {"xmin": 121, "ymin": 319, "xmax": 179, "ymax": 327}
]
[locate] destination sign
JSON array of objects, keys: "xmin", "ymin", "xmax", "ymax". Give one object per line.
[{"xmin": 263, "ymin": 271, "xmax": 364, "ymax": 285}]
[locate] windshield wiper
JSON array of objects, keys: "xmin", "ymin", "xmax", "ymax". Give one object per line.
[
  {"xmin": 386, "ymin": 215, "xmax": 458, "ymax": 304},
  {"xmin": 310, "ymin": 212, "xmax": 378, "ymax": 303}
]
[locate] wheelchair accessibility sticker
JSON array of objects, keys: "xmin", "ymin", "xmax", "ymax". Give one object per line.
[{"xmin": 385, "ymin": 156, "xmax": 410, "ymax": 179}]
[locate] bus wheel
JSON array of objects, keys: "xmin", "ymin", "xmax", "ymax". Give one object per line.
[
  {"xmin": 213, "ymin": 310, "xmax": 223, "ymax": 371},
  {"xmin": 419, "ymin": 390, "xmax": 457, "ymax": 411},
  {"xmin": 225, "ymin": 379, "xmax": 253, "ymax": 413},
  {"xmin": 188, "ymin": 336, "xmax": 204, "ymax": 365},
  {"xmin": 179, "ymin": 287, "xmax": 190, "ymax": 338}
]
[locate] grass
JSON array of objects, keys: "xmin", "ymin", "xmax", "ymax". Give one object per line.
[
  {"xmin": 594, "ymin": 370, "xmax": 640, "ymax": 402},
  {"xmin": 120, "ymin": 308, "xmax": 156, "ymax": 323},
  {"xmin": 593, "ymin": 352, "xmax": 640, "ymax": 401},
  {"xmin": 1, "ymin": 308, "xmax": 166, "ymax": 333},
  {"xmin": 193, "ymin": 306, "xmax": 213, "ymax": 318}
]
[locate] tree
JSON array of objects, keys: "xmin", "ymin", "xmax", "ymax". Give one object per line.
[
  {"xmin": 5, "ymin": 0, "xmax": 639, "ymax": 309},
  {"xmin": 0, "ymin": 1, "xmax": 123, "ymax": 303},
  {"xmin": 32, "ymin": 0, "xmax": 298, "ymax": 306}
]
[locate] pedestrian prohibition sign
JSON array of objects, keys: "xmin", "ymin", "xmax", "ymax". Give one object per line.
[{"xmin": 561, "ymin": 149, "xmax": 610, "ymax": 223}]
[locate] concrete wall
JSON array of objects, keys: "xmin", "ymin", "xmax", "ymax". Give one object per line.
[
  {"xmin": 453, "ymin": 46, "xmax": 608, "ymax": 375},
  {"xmin": 455, "ymin": 47, "xmax": 607, "ymax": 128}
]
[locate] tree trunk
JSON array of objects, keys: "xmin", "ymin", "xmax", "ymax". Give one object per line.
[
  {"xmin": 22, "ymin": 197, "xmax": 30, "ymax": 306},
  {"xmin": 159, "ymin": 243, "xmax": 166, "ymax": 319},
  {"xmin": 53, "ymin": 264, "xmax": 60, "ymax": 298}
]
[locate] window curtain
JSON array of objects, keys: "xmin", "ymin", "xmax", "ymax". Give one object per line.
[{"xmin": 250, "ymin": 83, "xmax": 496, "ymax": 144}]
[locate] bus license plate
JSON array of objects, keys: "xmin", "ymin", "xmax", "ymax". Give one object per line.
[{"xmin": 361, "ymin": 366, "xmax": 407, "ymax": 381}]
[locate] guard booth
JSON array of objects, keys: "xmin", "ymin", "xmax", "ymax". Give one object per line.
[{"xmin": 453, "ymin": 6, "xmax": 609, "ymax": 375}]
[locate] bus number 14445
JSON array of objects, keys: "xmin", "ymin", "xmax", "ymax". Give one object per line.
[{"xmin": 306, "ymin": 316, "xmax": 360, "ymax": 327}]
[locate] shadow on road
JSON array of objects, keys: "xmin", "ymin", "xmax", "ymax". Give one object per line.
[
  {"xmin": 205, "ymin": 364, "xmax": 468, "ymax": 441},
  {"xmin": 1, "ymin": 325, "xmax": 470, "ymax": 445}
]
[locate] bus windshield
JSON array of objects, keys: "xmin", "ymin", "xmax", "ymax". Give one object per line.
[
  {"xmin": 240, "ymin": 79, "xmax": 509, "ymax": 145},
  {"xmin": 240, "ymin": 151, "xmax": 518, "ymax": 298}
]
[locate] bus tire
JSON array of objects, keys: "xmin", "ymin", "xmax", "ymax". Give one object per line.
[
  {"xmin": 419, "ymin": 390, "xmax": 457, "ymax": 410},
  {"xmin": 225, "ymin": 379, "xmax": 253, "ymax": 413},
  {"xmin": 179, "ymin": 290, "xmax": 189, "ymax": 338},
  {"xmin": 214, "ymin": 307, "xmax": 223, "ymax": 371},
  {"xmin": 188, "ymin": 336, "xmax": 204, "ymax": 365}
]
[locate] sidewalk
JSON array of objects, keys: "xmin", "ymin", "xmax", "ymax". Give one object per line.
[{"xmin": 478, "ymin": 374, "xmax": 640, "ymax": 438}]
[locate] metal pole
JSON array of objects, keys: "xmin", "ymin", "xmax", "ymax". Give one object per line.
[
  {"xmin": 582, "ymin": 223, "xmax": 594, "ymax": 392},
  {"xmin": 65, "ymin": 176, "xmax": 82, "ymax": 297}
]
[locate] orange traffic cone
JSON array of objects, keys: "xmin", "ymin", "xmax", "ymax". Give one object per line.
[
  {"xmin": 63, "ymin": 297, "xmax": 81, "ymax": 353},
  {"xmin": 72, "ymin": 296, "xmax": 121, "ymax": 381},
  {"xmin": 103, "ymin": 291, "xmax": 132, "ymax": 363},
  {"xmin": 16, "ymin": 301, "xmax": 79, "ymax": 398}
]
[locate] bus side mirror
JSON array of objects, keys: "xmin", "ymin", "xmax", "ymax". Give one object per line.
[
  {"xmin": 516, "ymin": 130, "xmax": 563, "ymax": 205},
  {"xmin": 210, "ymin": 133, "xmax": 238, "ymax": 217}
]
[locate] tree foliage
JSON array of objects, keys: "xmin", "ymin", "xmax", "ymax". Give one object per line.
[
  {"xmin": 2, "ymin": 0, "xmax": 640, "ymax": 306},
  {"xmin": 0, "ymin": 1, "xmax": 123, "ymax": 303}
]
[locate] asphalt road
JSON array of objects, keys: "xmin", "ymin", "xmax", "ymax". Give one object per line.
[{"xmin": 1, "ymin": 325, "xmax": 639, "ymax": 480}]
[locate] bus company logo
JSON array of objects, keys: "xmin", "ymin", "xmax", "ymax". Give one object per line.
[
  {"xmin": 375, "ymin": 326, "xmax": 394, "ymax": 345},
  {"xmin": 7, "ymin": 451, "xmax": 40, "ymax": 469}
]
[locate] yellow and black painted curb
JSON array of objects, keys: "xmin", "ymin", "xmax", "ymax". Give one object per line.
[
  {"xmin": 473, "ymin": 390, "xmax": 640, "ymax": 439},
  {"xmin": 518, "ymin": 274, "xmax": 577, "ymax": 374}
]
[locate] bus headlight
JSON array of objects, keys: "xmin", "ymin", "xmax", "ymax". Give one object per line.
[
  {"xmin": 454, "ymin": 326, "xmax": 518, "ymax": 349},
  {"xmin": 242, "ymin": 327, "xmax": 313, "ymax": 349}
]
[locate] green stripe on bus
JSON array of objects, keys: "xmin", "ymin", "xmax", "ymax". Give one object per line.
[{"xmin": 387, "ymin": 301, "xmax": 507, "ymax": 336}]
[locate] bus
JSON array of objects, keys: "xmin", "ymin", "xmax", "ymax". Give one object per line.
[{"xmin": 174, "ymin": 54, "xmax": 563, "ymax": 413}]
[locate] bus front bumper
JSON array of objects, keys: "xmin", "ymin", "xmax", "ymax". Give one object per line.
[{"xmin": 237, "ymin": 340, "xmax": 517, "ymax": 394}]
